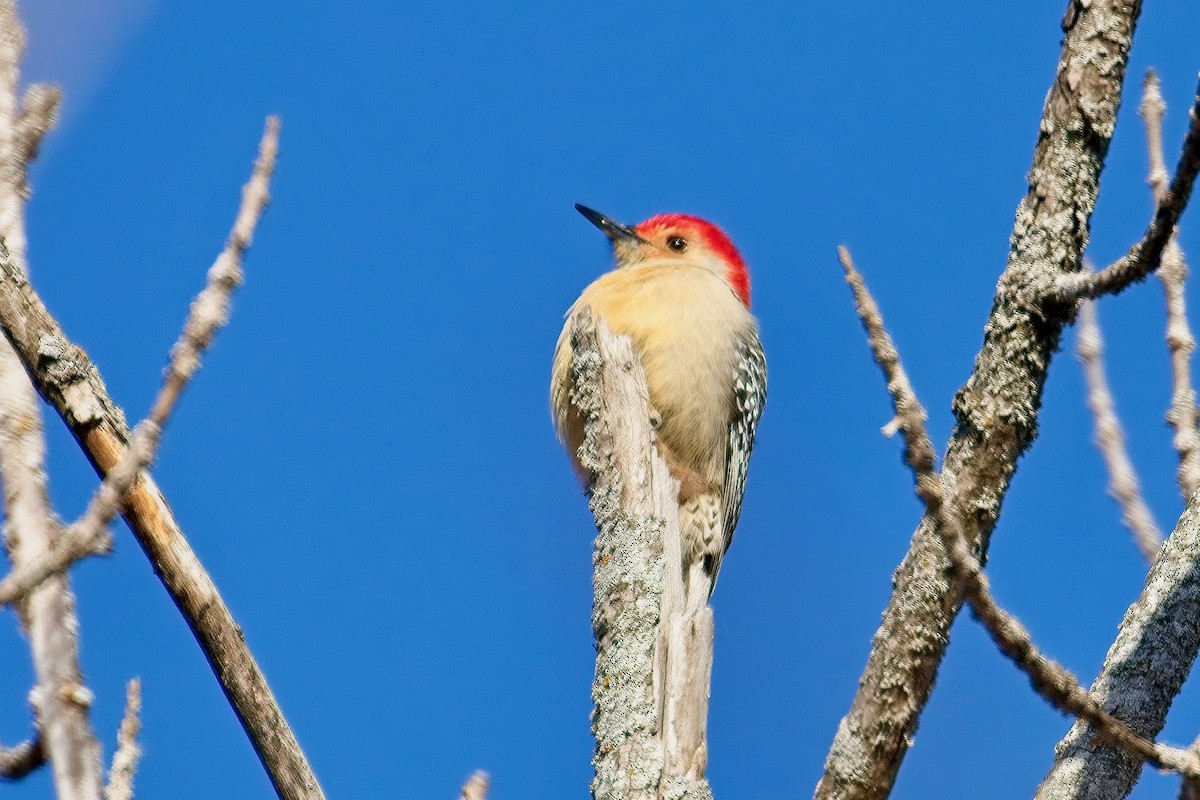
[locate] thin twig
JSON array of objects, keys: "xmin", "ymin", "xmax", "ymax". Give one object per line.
[
  {"xmin": 0, "ymin": 2, "xmax": 104, "ymax": 798},
  {"xmin": 0, "ymin": 118, "xmax": 322, "ymax": 800},
  {"xmin": 1054, "ymin": 77, "xmax": 1200, "ymax": 301},
  {"xmin": 0, "ymin": 116, "xmax": 279, "ymax": 607},
  {"xmin": 103, "ymin": 679, "xmax": 141, "ymax": 800},
  {"xmin": 0, "ymin": 418, "xmax": 136, "ymax": 607},
  {"xmin": 1145, "ymin": 71, "xmax": 1174, "ymax": 208},
  {"xmin": 150, "ymin": 114, "xmax": 277, "ymax": 425},
  {"xmin": 1143, "ymin": 70, "xmax": 1200, "ymax": 500},
  {"xmin": 458, "ymin": 770, "xmax": 490, "ymax": 800},
  {"xmin": 841, "ymin": 246, "xmax": 1200, "ymax": 782},
  {"xmin": 837, "ymin": 248, "xmax": 935, "ymax": 478},
  {"xmin": 1075, "ymin": 295, "xmax": 1163, "ymax": 559},
  {"xmin": 0, "ymin": 736, "xmax": 42, "ymax": 779}
]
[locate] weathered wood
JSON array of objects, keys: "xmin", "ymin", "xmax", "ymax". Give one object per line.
[{"xmin": 569, "ymin": 311, "xmax": 714, "ymax": 800}]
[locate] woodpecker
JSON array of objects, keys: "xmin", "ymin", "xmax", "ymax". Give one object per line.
[{"xmin": 551, "ymin": 204, "xmax": 766, "ymax": 599}]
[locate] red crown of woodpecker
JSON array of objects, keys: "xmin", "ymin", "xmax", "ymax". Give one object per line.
[{"xmin": 635, "ymin": 213, "xmax": 751, "ymax": 308}]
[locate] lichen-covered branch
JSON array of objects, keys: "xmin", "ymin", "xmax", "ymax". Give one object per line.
[
  {"xmin": 569, "ymin": 311, "xmax": 713, "ymax": 800},
  {"xmin": 817, "ymin": 4, "xmax": 1145, "ymax": 797},
  {"xmin": 0, "ymin": 120, "xmax": 324, "ymax": 800},
  {"xmin": 1033, "ymin": 490, "xmax": 1200, "ymax": 798},
  {"xmin": 1030, "ymin": 69, "xmax": 1200, "ymax": 800},
  {"xmin": 843, "ymin": 247, "xmax": 1200, "ymax": 789},
  {"xmin": 1054, "ymin": 77, "xmax": 1200, "ymax": 301},
  {"xmin": 1075, "ymin": 297, "xmax": 1163, "ymax": 560}
]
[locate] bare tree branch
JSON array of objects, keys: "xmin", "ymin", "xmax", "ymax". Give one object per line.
[
  {"xmin": 0, "ymin": 416, "xmax": 130, "ymax": 607},
  {"xmin": 149, "ymin": 115, "xmax": 277, "ymax": 426},
  {"xmin": 1045, "ymin": 115, "xmax": 1200, "ymax": 789},
  {"xmin": 1033, "ymin": 489, "xmax": 1200, "ymax": 798},
  {"xmin": 0, "ymin": 736, "xmax": 41, "ymax": 779},
  {"xmin": 1054, "ymin": 77, "xmax": 1200, "ymax": 301},
  {"xmin": 0, "ymin": 118, "xmax": 324, "ymax": 800},
  {"xmin": 569, "ymin": 310, "xmax": 713, "ymax": 800},
  {"xmin": 817, "ymin": 5, "xmax": 1146, "ymax": 796},
  {"xmin": 837, "ymin": 248, "xmax": 934, "ymax": 477},
  {"xmin": 103, "ymin": 679, "xmax": 141, "ymax": 800},
  {"xmin": 1075, "ymin": 296, "xmax": 1163, "ymax": 560},
  {"xmin": 1144, "ymin": 72, "xmax": 1174, "ymax": 205},
  {"xmin": 842, "ymin": 247, "xmax": 1200, "ymax": 786},
  {"xmin": 572, "ymin": 311, "xmax": 666, "ymax": 800},
  {"xmin": 458, "ymin": 770, "xmax": 490, "ymax": 800},
  {"xmin": 0, "ymin": 2, "xmax": 104, "ymax": 798},
  {"xmin": 0, "ymin": 116, "xmax": 280, "ymax": 607},
  {"xmin": 943, "ymin": 460, "xmax": 1199, "ymax": 781},
  {"xmin": 1140, "ymin": 70, "xmax": 1200, "ymax": 500},
  {"xmin": 1032, "ymin": 71, "xmax": 1200, "ymax": 800},
  {"xmin": 1027, "ymin": 77, "xmax": 1200, "ymax": 796},
  {"xmin": 0, "ymin": 358, "xmax": 105, "ymax": 800}
]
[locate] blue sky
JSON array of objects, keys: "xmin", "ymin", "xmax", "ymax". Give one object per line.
[{"xmin": 2, "ymin": 1, "xmax": 1199, "ymax": 798}]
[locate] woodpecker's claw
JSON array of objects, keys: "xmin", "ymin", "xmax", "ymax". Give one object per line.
[{"xmin": 575, "ymin": 203, "xmax": 649, "ymax": 245}]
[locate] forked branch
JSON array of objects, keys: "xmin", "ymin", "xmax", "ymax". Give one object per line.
[
  {"xmin": 0, "ymin": 118, "xmax": 325, "ymax": 800},
  {"xmin": 0, "ymin": 117, "xmax": 279, "ymax": 607},
  {"xmin": 1142, "ymin": 70, "xmax": 1200, "ymax": 500},
  {"xmin": 1054, "ymin": 78, "xmax": 1200, "ymax": 301},
  {"xmin": 841, "ymin": 247, "xmax": 1200, "ymax": 787},
  {"xmin": 818, "ymin": 5, "xmax": 1150, "ymax": 795}
]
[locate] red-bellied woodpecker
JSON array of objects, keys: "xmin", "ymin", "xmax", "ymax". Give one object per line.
[{"xmin": 551, "ymin": 204, "xmax": 766, "ymax": 599}]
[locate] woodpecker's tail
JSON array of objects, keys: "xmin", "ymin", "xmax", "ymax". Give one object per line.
[{"xmin": 679, "ymin": 492, "xmax": 724, "ymax": 607}]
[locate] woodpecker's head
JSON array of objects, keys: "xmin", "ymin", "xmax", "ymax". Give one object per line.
[{"xmin": 575, "ymin": 203, "xmax": 751, "ymax": 308}]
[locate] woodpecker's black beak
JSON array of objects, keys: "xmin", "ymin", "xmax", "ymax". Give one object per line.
[{"xmin": 575, "ymin": 203, "xmax": 648, "ymax": 245}]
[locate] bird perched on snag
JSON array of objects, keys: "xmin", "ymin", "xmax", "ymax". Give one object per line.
[{"xmin": 551, "ymin": 203, "xmax": 766, "ymax": 601}]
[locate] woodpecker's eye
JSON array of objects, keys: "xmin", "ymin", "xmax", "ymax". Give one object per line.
[{"xmin": 666, "ymin": 236, "xmax": 688, "ymax": 253}]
